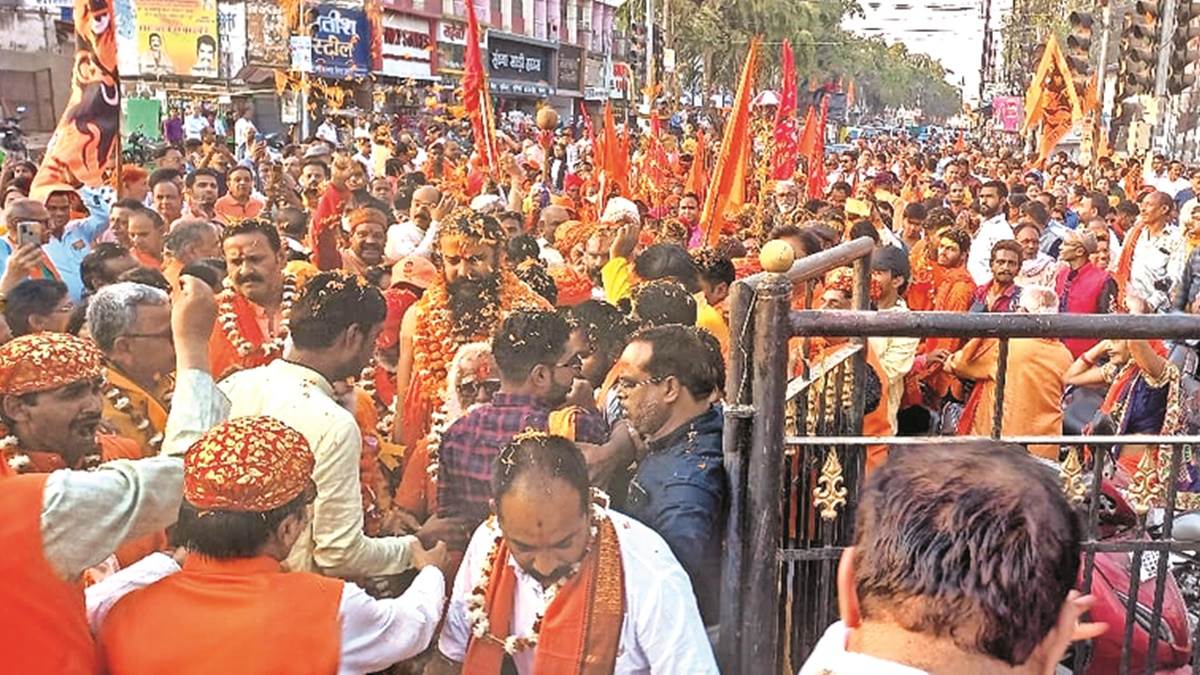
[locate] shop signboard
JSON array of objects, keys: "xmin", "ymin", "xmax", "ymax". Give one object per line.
[
  {"xmin": 124, "ymin": 0, "xmax": 221, "ymax": 78},
  {"xmin": 380, "ymin": 13, "xmax": 434, "ymax": 79},
  {"xmin": 436, "ymin": 19, "xmax": 482, "ymax": 74},
  {"xmin": 308, "ymin": 4, "xmax": 372, "ymax": 79},
  {"xmin": 246, "ymin": 0, "xmax": 290, "ymax": 68},
  {"xmin": 487, "ymin": 35, "xmax": 553, "ymax": 85}
]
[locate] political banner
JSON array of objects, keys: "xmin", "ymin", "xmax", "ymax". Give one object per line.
[
  {"xmin": 308, "ymin": 4, "xmax": 372, "ymax": 79},
  {"xmin": 246, "ymin": 0, "xmax": 290, "ymax": 68},
  {"xmin": 218, "ymin": 0, "xmax": 246, "ymax": 79},
  {"xmin": 134, "ymin": 0, "xmax": 220, "ymax": 78}
]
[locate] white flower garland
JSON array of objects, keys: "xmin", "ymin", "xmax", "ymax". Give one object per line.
[
  {"xmin": 0, "ymin": 434, "xmax": 27, "ymax": 473},
  {"xmin": 467, "ymin": 502, "xmax": 605, "ymax": 655},
  {"xmin": 217, "ymin": 274, "xmax": 298, "ymax": 358}
]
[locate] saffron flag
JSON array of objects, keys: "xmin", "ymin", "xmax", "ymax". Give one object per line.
[
  {"xmin": 806, "ymin": 96, "xmax": 829, "ymax": 199},
  {"xmin": 796, "ymin": 105, "xmax": 818, "ymax": 163},
  {"xmin": 463, "ymin": 0, "xmax": 499, "ymax": 176},
  {"xmin": 702, "ymin": 38, "xmax": 760, "ymax": 246},
  {"xmin": 31, "ymin": 0, "xmax": 120, "ymax": 200},
  {"xmin": 771, "ymin": 39, "xmax": 799, "ymax": 180},
  {"xmin": 846, "ymin": 80, "xmax": 856, "ymax": 110},
  {"xmin": 597, "ymin": 102, "xmax": 629, "ymax": 196},
  {"xmin": 1022, "ymin": 34, "xmax": 1083, "ymax": 167}
]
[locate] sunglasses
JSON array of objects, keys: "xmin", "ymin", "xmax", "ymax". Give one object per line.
[{"xmin": 457, "ymin": 379, "xmax": 501, "ymax": 399}]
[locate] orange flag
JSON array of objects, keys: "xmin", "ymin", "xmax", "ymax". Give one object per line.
[
  {"xmin": 701, "ymin": 38, "xmax": 760, "ymax": 246},
  {"xmin": 31, "ymin": 0, "xmax": 120, "ymax": 200},
  {"xmin": 1022, "ymin": 35, "xmax": 1083, "ymax": 167},
  {"xmin": 598, "ymin": 102, "xmax": 628, "ymax": 196},
  {"xmin": 685, "ymin": 130, "xmax": 708, "ymax": 199},
  {"xmin": 463, "ymin": 0, "xmax": 499, "ymax": 176},
  {"xmin": 846, "ymin": 80, "xmax": 856, "ymax": 109},
  {"xmin": 796, "ymin": 106, "xmax": 818, "ymax": 163}
]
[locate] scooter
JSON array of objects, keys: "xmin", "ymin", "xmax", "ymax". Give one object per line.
[{"xmin": 1073, "ymin": 470, "xmax": 1193, "ymax": 674}]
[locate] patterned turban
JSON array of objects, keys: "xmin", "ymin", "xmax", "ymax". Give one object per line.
[
  {"xmin": 0, "ymin": 333, "xmax": 103, "ymax": 396},
  {"xmin": 824, "ymin": 267, "xmax": 856, "ymax": 295},
  {"xmin": 184, "ymin": 416, "xmax": 315, "ymax": 513}
]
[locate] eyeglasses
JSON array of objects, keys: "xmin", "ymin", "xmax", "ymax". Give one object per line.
[
  {"xmin": 615, "ymin": 375, "xmax": 665, "ymax": 392},
  {"xmin": 457, "ymin": 378, "xmax": 501, "ymax": 399}
]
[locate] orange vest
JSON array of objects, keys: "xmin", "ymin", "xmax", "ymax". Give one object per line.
[
  {"xmin": 0, "ymin": 474, "xmax": 94, "ymax": 675},
  {"xmin": 98, "ymin": 555, "xmax": 344, "ymax": 674}
]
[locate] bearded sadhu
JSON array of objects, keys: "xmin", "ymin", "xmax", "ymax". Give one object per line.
[{"xmin": 393, "ymin": 209, "xmax": 551, "ymax": 448}]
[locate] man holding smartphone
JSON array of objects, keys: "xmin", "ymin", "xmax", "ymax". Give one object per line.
[{"xmin": 0, "ymin": 199, "xmax": 62, "ymax": 298}]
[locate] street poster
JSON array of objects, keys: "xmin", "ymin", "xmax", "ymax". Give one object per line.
[{"xmin": 134, "ymin": 0, "xmax": 220, "ymax": 78}]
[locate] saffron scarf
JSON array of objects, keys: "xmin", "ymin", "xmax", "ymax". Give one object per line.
[
  {"xmin": 462, "ymin": 516, "xmax": 625, "ymax": 675},
  {"xmin": 1114, "ymin": 221, "xmax": 1145, "ymax": 306}
]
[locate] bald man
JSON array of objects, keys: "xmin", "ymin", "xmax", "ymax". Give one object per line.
[
  {"xmin": 537, "ymin": 204, "xmax": 570, "ymax": 266},
  {"xmin": 386, "ymin": 185, "xmax": 442, "ymax": 262},
  {"xmin": 1123, "ymin": 190, "xmax": 1185, "ymax": 313}
]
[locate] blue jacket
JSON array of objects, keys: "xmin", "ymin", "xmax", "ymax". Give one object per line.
[{"xmin": 624, "ymin": 405, "xmax": 726, "ymax": 625}]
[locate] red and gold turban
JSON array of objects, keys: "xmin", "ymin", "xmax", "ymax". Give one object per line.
[
  {"xmin": 824, "ymin": 267, "xmax": 856, "ymax": 295},
  {"xmin": 0, "ymin": 333, "xmax": 103, "ymax": 396},
  {"xmin": 184, "ymin": 416, "xmax": 315, "ymax": 513},
  {"xmin": 553, "ymin": 219, "xmax": 596, "ymax": 259}
]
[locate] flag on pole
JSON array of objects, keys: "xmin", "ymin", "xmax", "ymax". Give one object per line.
[
  {"xmin": 806, "ymin": 96, "xmax": 829, "ymax": 199},
  {"xmin": 31, "ymin": 0, "xmax": 120, "ymax": 200},
  {"xmin": 796, "ymin": 105, "xmax": 818, "ymax": 162},
  {"xmin": 1022, "ymin": 34, "xmax": 1083, "ymax": 166},
  {"xmin": 463, "ymin": 0, "xmax": 499, "ymax": 176},
  {"xmin": 771, "ymin": 39, "xmax": 799, "ymax": 180},
  {"xmin": 702, "ymin": 38, "xmax": 760, "ymax": 246},
  {"xmin": 846, "ymin": 80, "xmax": 856, "ymax": 110}
]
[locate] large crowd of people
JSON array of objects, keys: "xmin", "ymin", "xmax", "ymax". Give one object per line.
[{"xmin": 0, "ymin": 101, "xmax": 1197, "ymax": 673}]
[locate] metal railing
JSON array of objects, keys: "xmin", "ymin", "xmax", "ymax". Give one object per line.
[{"xmin": 718, "ymin": 237, "xmax": 1200, "ymax": 675}]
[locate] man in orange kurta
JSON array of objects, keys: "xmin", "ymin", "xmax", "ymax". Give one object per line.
[
  {"xmin": 209, "ymin": 220, "xmax": 293, "ymax": 380},
  {"xmin": 905, "ymin": 227, "xmax": 976, "ymax": 408},
  {"xmin": 96, "ymin": 416, "xmax": 451, "ymax": 674},
  {"xmin": 943, "ymin": 290, "xmax": 1074, "ymax": 459}
]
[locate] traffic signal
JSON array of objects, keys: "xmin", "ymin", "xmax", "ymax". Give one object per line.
[
  {"xmin": 1169, "ymin": 0, "xmax": 1200, "ymax": 94},
  {"xmin": 1117, "ymin": 1, "xmax": 1161, "ymax": 98},
  {"xmin": 630, "ymin": 24, "xmax": 646, "ymax": 73},
  {"xmin": 1067, "ymin": 11, "xmax": 1093, "ymax": 97}
]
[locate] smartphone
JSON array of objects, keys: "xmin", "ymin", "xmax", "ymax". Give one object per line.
[{"xmin": 16, "ymin": 220, "xmax": 41, "ymax": 248}]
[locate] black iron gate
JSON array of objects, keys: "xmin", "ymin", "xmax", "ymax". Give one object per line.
[{"xmin": 718, "ymin": 237, "xmax": 1200, "ymax": 674}]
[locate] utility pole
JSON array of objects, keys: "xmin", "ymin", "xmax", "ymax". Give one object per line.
[
  {"xmin": 644, "ymin": 0, "xmax": 655, "ymax": 112},
  {"xmin": 1152, "ymin": 0, "xmax": 1180, "ymax": 147},
  {"xmin": 1095, "ymin": 0, "xmax": 1113, "ymax": 138},
  {"xmin": 300, "ymin": 2, "xmax": 310, "ymax": 140}
]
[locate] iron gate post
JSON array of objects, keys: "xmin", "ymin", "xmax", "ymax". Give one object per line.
[{"xmin": 739, "ymin": 268, "xmax": 792, "ymax": 674}]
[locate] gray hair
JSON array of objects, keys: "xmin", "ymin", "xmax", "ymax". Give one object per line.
[
  {"xmin": 163, "ymin": 219, "xmax": 217, "ymax": 257},
  {"xmin": 86, "ymin": 282, "xmax": 170, "ymax": 353},
  {"xmin": 1018, "ymin": 285, "xmax": 1059, "ymax": 315}
]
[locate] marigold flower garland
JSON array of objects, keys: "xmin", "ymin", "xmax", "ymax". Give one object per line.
[
  {"xmin": 467, "ymin": 502, "xmax": 605, "ymax": 655},
  {"xmin": 217, "ymin": 274, "xmax": 299, "ymax": 359}
]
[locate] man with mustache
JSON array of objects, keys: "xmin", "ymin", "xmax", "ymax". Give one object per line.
[
  {"xmin": 393, "ymin": 211, "xmax": 551, "ymax": 449},
  {"xmin": 340, "ymin": 207, "xmax": 388, "ymax": 276},
  {"xmin": 0, "ymin": 332, "xmax": 184, "ymax": 674},
  {"xmin": 208, "ymin": 218, "xmax": 297, "ymax": 380}
]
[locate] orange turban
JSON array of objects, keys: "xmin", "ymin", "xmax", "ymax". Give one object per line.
[
  {"xmin": 548, "ymin": 264, "xmax": 593, "ymax": 307},
  {"xmin": 184, "ymin": 416, "xmax": 315, "ymax": 512},
  {"xmin": 553, "ymin": 219, "xmax": 595, "ymax": 259},
  {"xmin": 0, "ymin": 333, "xmax": 103, "ymax": 396}
]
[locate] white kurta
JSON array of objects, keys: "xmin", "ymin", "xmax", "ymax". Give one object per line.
[
  {"xmin": 799, "ymin": 622, "xmax": 931, "ymax": 675},
  {"xmin": 438, "ymin": 510, "xmax": 719, "ymax": 675}
]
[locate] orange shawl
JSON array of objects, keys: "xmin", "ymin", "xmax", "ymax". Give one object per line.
[
  {"xmin": 462, "ymin": 516, "xmax": 625, "ymax": 675},
  {"xmin": 1114, "ymin": 221, "xmax": 1145, "ymax": 306}
]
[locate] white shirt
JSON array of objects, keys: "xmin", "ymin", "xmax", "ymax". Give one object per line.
[
  {"xmin": 799, "ymin": 622, "xmax": 930, "ymax": 675},
  {"xmin": 867, "ymin": 301, "xmax": 918, "ymax": 432},
  {"xmin": 1152, "ymin": 176, "xmax": 1192, "ymax": 198},
  {"xmin": 438, "ymin": 510, "xmax": 719, "ymax": 675},
  {"xmin": 234, "ymin": 117, "xmax": 256, "ymax": 159},
  {"xmin": 164, "ymin": 366, "xmax": 418, "ymax": 579},
  {"xmin": 385, "ymin": 220, "xmax": 428, "ymax": 263},
  {"xmin": 536, "ymin": 237, "xmax": 565, "ymax": 266},
  {"xmin": 966, "ymin": 213, "xmax": 1014, "ymax": 285},
  {"xmin": 183, "ymin": 114, "xmax": 210, "ymax": 140},
  {"xmin": 1129, "ymin": 223, "xmax": 1187, "ymax": 313},
  {"xmin": 86, "ymin": 552, "xmax": 447, "ymax": 675}
]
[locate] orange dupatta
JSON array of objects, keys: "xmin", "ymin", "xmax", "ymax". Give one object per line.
[
  {"xmin": 1114, "ymin": 221, "xmax": 1145, "ymax": 307},
  {"xmin": 462, "ymin": 516, "xmax": 625, "ymax": 675}
]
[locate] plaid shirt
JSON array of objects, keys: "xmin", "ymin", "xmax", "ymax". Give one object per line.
[{"xmin": 437, "ymin": 392, "xmax": 608, "ymax": 524}]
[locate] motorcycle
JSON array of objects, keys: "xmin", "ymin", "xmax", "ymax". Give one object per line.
[
  {"xmin": 0, "ymin": 105, "xmax": 29, "ymax": 160},
  {"xmin": 1069, "ymin": 468, "xmax": 1193, "ymax": 674}
]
